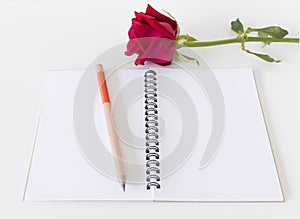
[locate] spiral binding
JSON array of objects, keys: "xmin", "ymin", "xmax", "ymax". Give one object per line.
[{"xmin": 144, "ymin": 69, "xmax": 161, "ymax": 190}]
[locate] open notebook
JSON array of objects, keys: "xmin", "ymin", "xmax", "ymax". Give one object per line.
[{"xmin": 24, "ymin": 67, "xmax": 283, "ymax": 202}]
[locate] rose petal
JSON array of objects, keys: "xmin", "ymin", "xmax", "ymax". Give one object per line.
[
  {"xmin": 134, "ymin": 11, "xmax": 154, "ymax": 23},
  {"xmin": 131, "ymin": 19, "xmax": 164, "ymax": 38},
  {"xmin": 125, "ymin": 39, "xmax": 140, "ymax": 56},
  {"xmin": 128, "ymin": 26, "xmax": 137, "ymax": 39},
  {"xmin": 148, "ymin": 58, "xmax": 172, "ymax": 66},
  {"xmin": 135, "ymin": 57, "xmax": 146, "ymax": 65},
  {"xmin": 145, "ymin": 4, "xmax": 177, "ymax": 32},
  {"xmin": 159, "ymin": 21, "xmax": 176, "ymax": 36},
  {"xmin": 133, "ymin": 38, "xmax": 175, "ymax": 64},
  {"xmin": 133, "ymin": 12, "xmax": 176, "ymax": 39},
  {"xmin": 137, "ymin": 14, "xmax": 176, "ymax": 39}
]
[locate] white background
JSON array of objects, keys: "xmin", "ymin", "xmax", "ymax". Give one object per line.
[{"xmin": 0, "ymin": 0, "xmax": 299, "ymax": 218}]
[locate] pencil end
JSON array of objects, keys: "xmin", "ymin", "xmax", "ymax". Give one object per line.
[
  {"xmin": 96, "ymin": 64, "xmax": 103, "ymax": 73},
  {"xmin": 122, "ymin": 183, "xmax": 126, "ymax": 192}
]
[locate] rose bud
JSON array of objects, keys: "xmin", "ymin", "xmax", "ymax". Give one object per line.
[{"xmin": 125, "ymin": 4, "xmax": 178, "ymax": 66}]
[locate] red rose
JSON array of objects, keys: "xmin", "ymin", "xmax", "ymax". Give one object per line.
[{"xmin": 125, "ymin": 4, "xmax": 178, "ymax": 66}]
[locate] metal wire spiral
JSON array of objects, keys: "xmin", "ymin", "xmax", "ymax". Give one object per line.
[{"xmin": 144, "ymin": 69, "xmax": 161, "ymax": 190}]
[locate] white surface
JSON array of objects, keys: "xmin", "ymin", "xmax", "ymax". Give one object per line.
[
  {"xmin": 156, "ymin": 69, "xmax": 282, "ymax": 202},
  {"xmin": 25, "ymin": 70, "xmax": 151, "ymax": 201},
  {"xmin": 0, "ymin": 0, "xmax": 299, "ymax": 218},
  {"xmin": 24, "ymin": 68, "xmax": 282, "ymax": 202}
]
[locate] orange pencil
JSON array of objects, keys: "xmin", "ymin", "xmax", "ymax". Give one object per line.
[{"xmin": 96, "ymin": 64, "xmax": 126, "ymax": 191}]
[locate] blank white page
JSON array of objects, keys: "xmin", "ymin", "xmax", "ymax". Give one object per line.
[
  {"xmin": 24, "ymin": 70, "xmax": 153, "ymax": 201},
  {"xmin": 24, "ymin": 68, "xmax": 283, "ymax": 202},
  {"xmin": 154, "ymin": 68, "xmax": 283, "ymax": 202}
]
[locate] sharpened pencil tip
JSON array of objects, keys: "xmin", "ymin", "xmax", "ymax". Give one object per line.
[{"xmin": 122, "ymin": 183, "xmax": 126, "ymax": 192}]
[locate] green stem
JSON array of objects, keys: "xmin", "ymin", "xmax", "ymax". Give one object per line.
[{"xmin": 183, "ymin": 37, "xmax": 299, "ymax": 47}]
